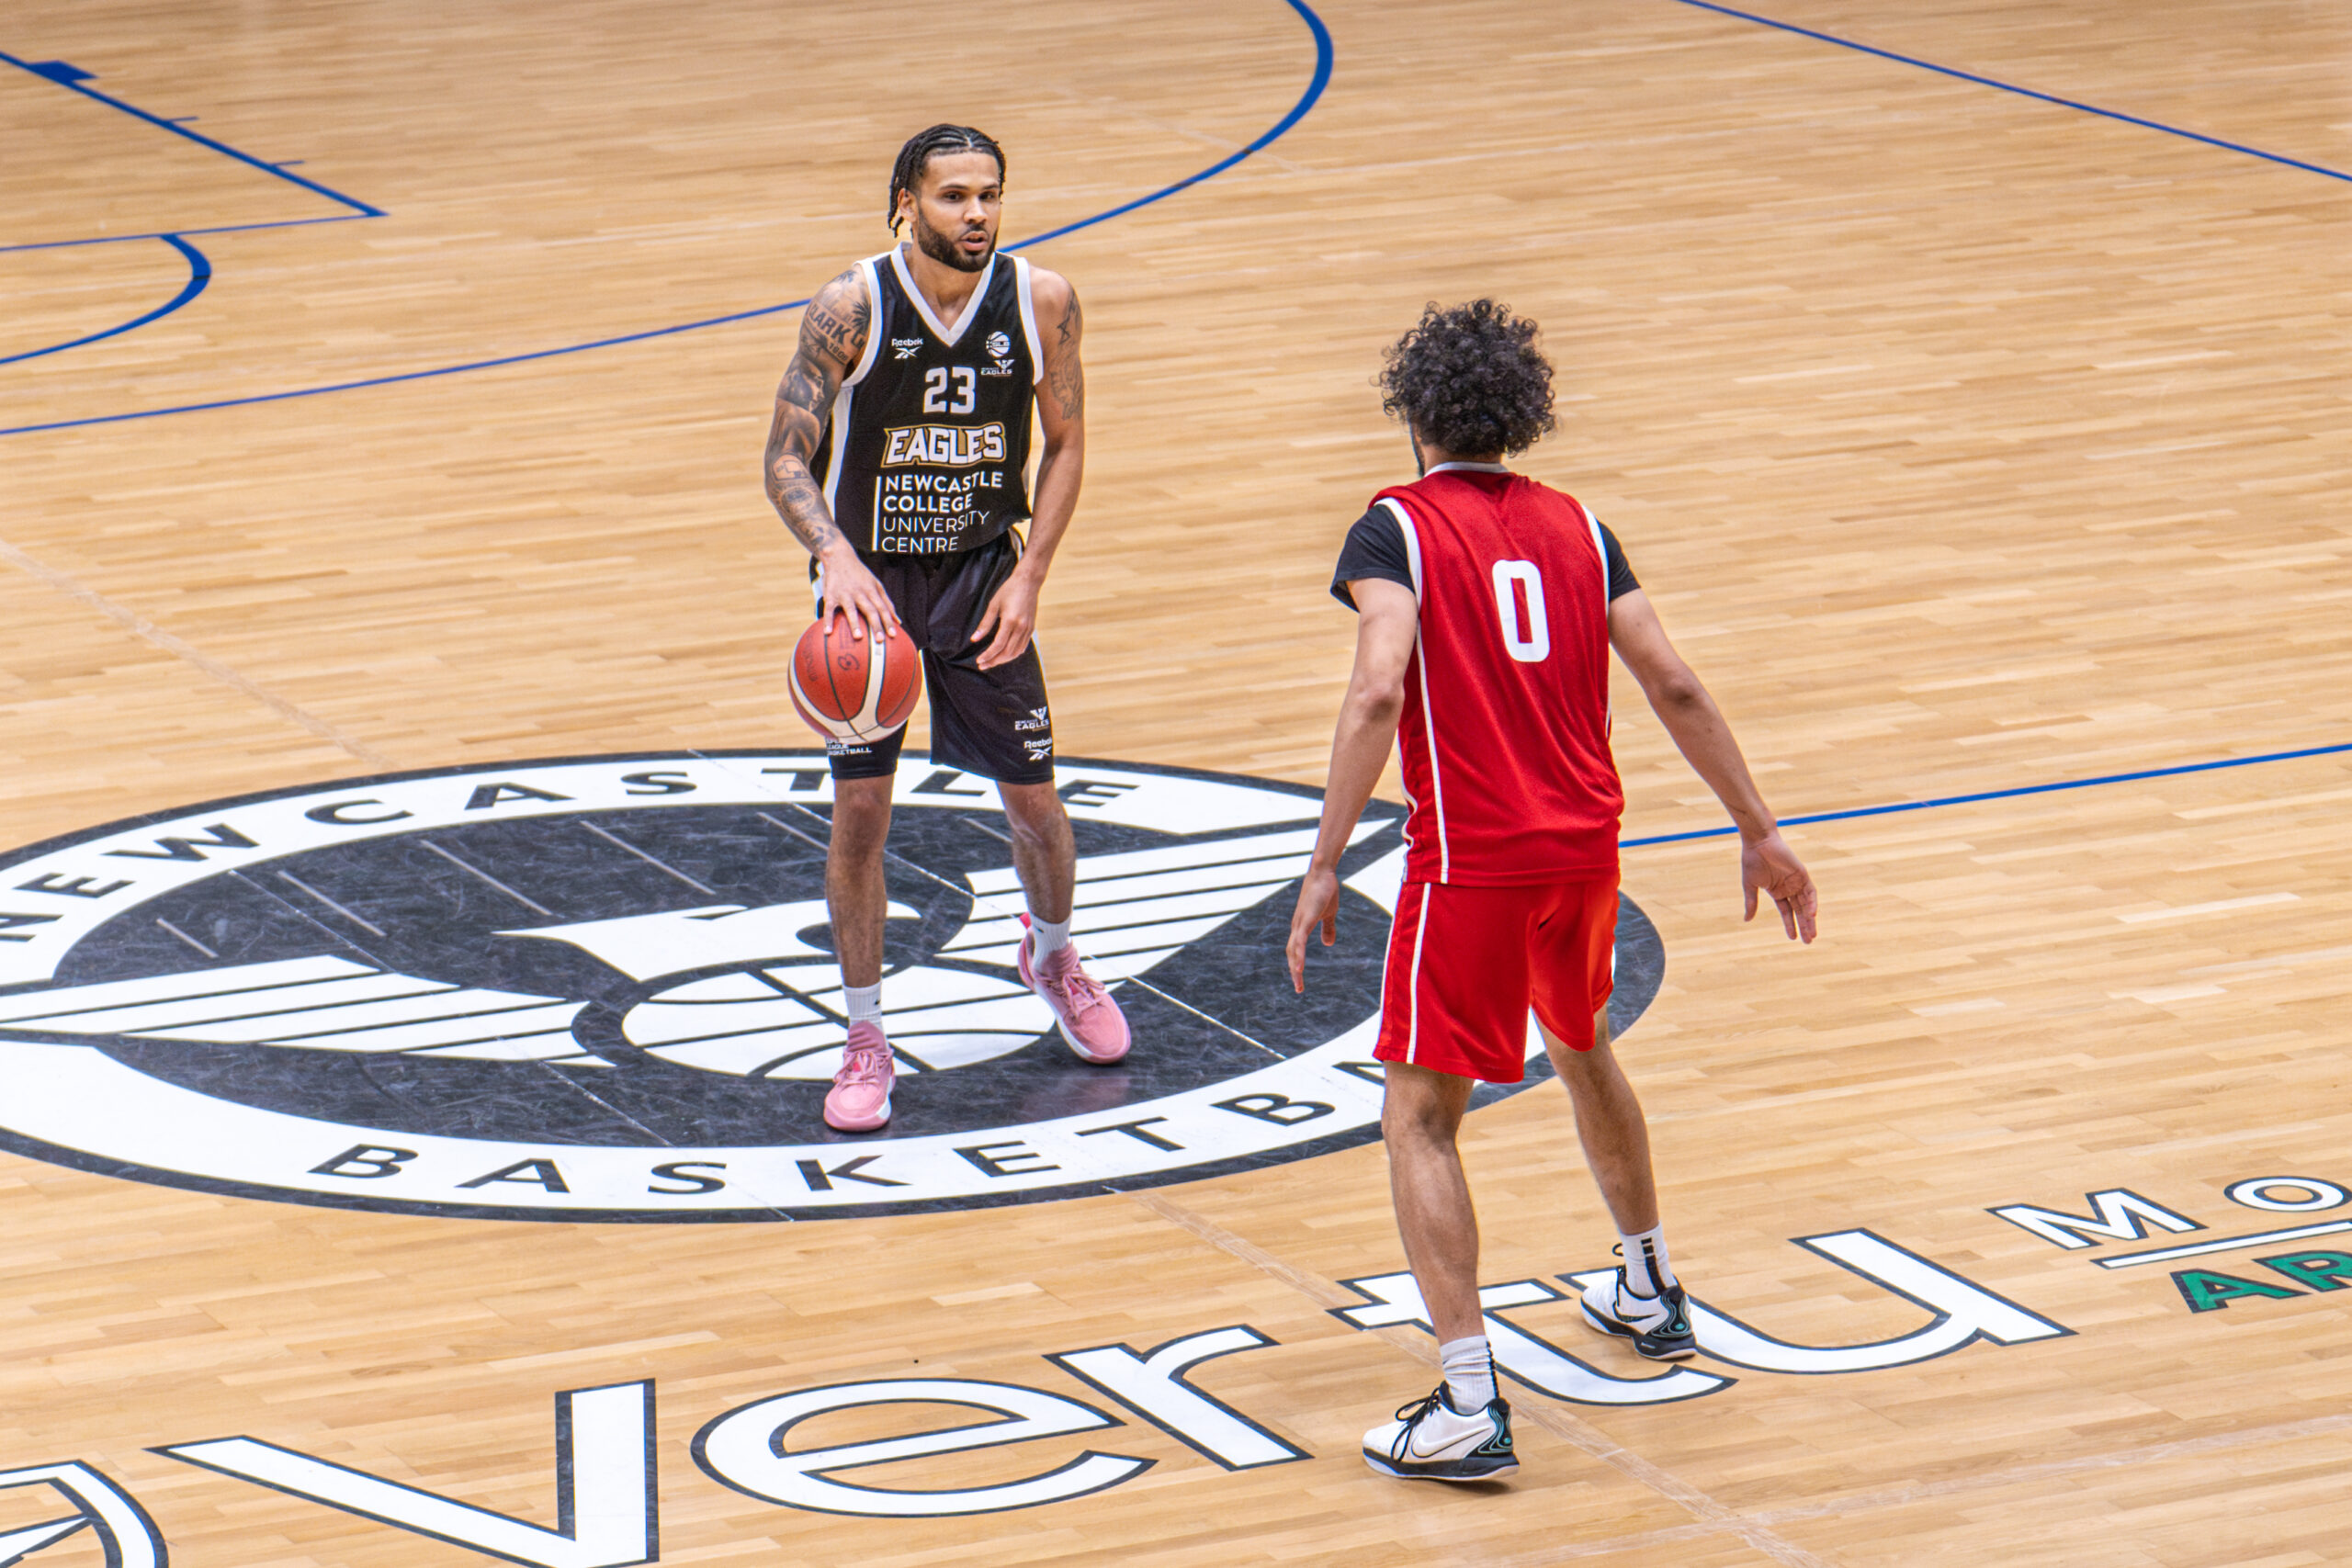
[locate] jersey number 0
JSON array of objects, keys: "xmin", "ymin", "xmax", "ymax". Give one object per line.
[{"xmin": 1490, "ymin": 559, "xmax": 1550, "ymax": 663}]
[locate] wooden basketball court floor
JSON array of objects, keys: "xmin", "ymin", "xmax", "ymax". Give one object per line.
[{"xmin": 3, "ymin": 0, "xmax": 2350, "ymax": 1562}]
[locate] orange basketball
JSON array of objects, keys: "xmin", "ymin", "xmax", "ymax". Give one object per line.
[{"xmin": 789, "ymin": 615, "xmax": 921, "ymax": 742}]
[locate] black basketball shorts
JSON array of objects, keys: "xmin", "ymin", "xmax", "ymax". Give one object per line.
[{"xmin": 809, "ymin": 531, "xmax": 1056, "ymax": 786}]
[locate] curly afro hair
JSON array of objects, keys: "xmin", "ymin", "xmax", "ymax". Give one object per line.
[{"xmin": 1378, "ymin": 299, "xmax": 1557, "ymax": 457}]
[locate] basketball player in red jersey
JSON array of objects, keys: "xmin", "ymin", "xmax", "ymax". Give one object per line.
[
  {"xmin": 1286, "ymin": 300, "xmax": 1819, "ymax": 1482},
  {"xmin": 763, "ymin": 126, "xmax": 1128, "ymax": 1134}
]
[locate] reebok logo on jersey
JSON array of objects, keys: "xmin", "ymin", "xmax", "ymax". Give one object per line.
[
  {"xmin": 892, "ymin": 338, "xmax": 923, "ymax": 359},
  {"xmin": 882, "ymin": 423, "xmax": 1008, "ymax": 468}
]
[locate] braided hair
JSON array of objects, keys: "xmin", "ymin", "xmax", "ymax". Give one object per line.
[{"xmin": 888, "ymin": 124, "xmax": 1007, "ymax": 231}]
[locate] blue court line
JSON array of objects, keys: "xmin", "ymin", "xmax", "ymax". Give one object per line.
[
  {"xmin": 1021, "ymin": 0, "xmax": 1332, "ymax": 250},
  {"xmin": 0, "ymin": 213, "xmax": 370, "ymax": 257},
  {"xmin": 0, "ymin": 235, "xmax": 211, "ymax": 367},
  {"xmin": 0, "ymin": 0, "xmax": 1332, "ymax": 439},
  {"xmin": 1624, "ymin": 739, "xmax": 2352, "ymax": 849},
  {"xmin": 0, "ymin": 49, "xmax": 385, "ymax": 218},
  {"xmin": 1673, "ymin": 0, "xmax": 2352, "ymax": 186}
]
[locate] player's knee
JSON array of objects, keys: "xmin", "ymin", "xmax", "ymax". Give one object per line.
[
  {"xmin": 828, "ymin": 786, "xmax": 894, "ymax": 858},
  {"xmin": 1382, "ymin": 1112, "xmax": 1462, "ymax": 1166},
  {"xmin": 1380, "ymin": 1076, "xmax": 1464, "ymax": 1149},
  {"xmin": 997, "ymin": 782, "xmax": 1069, "ymax": 843},
  {"xmin": 1381, "ymin": 1102, "xmax": 1444, "ymax": 1152}
]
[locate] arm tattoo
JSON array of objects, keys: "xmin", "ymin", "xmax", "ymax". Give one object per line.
[
  {"xmin": 1043, "ymin": 286, "xmax": 1085, "ymax": 423},
  {"xmin": 762, "ymin": 270, "xmax": 869, "ymax": 556},
  {"xmin": 802, "ymin": 268, "xmax": 871, "ymax": 373},
  {"xmin": 1044, "ymin": 345, "xmax": 1084, "ymax": 423}
]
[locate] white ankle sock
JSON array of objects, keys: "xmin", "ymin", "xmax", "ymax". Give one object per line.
[
  {"xmin": 1438, "ymin": 1335, "xmax": 1495, "ymax": 1413},
  {"xmin": 844, "ymin": 984, "xmax": 882, "ymax": 1024},
  {"xmin": 1029, "ymin": 916, "xmax": 1072, "ymax": 958},
  {"xmin": 1618, "ymin": 1224, "xmax": 1677, "ymax": 1297}
]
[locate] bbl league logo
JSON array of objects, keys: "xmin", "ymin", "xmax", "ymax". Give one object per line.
[{"xmin": 0, "ymin": 753, "xmax": 1660, "ymax": 1220}]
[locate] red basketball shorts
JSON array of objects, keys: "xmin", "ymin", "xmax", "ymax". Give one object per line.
[{"xmin": 1374, "ymin": 873, "xmax": 1620, "ymax": 1084}]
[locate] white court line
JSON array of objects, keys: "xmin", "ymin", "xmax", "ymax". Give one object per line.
[
  {"xmin": 2116, "ymin": 893, "xmax": 2299, "ymax": 923},
  {"xmin": 2095, "ymin": 1219, "xmax": 2352, "ymax": 1269},
  {"xmin": 0, "ymin": 536, "xmax": 394, "ymax": 767},
  {"xmin": 1128, "ymin": 1191, "xmax": 1834, "ymax": 1568}
]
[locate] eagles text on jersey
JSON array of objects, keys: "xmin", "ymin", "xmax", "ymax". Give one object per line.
[{"xmin": 813, "ymin": 248, "xmax": 1045, "ymax": 556}]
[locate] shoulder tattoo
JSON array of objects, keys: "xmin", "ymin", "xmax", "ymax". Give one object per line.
[{"xmin": 801, "ymin": 268, "xmax": 870, "ymax": 369}]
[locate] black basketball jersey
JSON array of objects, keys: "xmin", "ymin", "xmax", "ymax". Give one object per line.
[{"xmin": 814, "ymin": 246, "xmax": 1042, "ymax": 556}]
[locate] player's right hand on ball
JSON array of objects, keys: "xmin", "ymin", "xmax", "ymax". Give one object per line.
[{"xmin": 818, "ymin": 546, "xmax": 899, "ymax": 640}]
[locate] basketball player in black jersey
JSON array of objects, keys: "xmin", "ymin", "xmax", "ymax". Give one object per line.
[{"xmin": 763, "ymin": 125, "xmax": 1130, "ymax": 1133}]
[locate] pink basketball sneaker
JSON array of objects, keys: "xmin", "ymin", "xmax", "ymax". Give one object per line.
[
  {"xmin": 822, "ymin": 1021, "xmax": 895, "ymax": 1132},
  {"xmin": 1017, "ymin": 924, "xmax": 1131, "ymax": 1065}
]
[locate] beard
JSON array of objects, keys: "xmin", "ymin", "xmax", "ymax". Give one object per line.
[{"xmin": 911, "ymin": 210, "xmax": 993, "ymax": 273}]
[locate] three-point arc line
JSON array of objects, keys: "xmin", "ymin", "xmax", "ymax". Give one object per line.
[
  {"xmin": 3, "ymin": 6, "xmax": 2346, "ymax": 839},
  {"xmin": 0, "ymin": 0, "xmax": 1335, "ymax": 436},
  {"xmin": 9, "ymin": 0, "xmax": 2352, "ymax": 435}
]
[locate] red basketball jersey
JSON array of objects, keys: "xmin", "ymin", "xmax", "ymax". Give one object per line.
[{"xmin": 1373, "ymin": 467, "xmax": 1623, "ymax": 885}]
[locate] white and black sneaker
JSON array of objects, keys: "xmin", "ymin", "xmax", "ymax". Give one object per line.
[
  {"xmin": 1577, "ymin": 1269, "xmax": 1697, "ymax": 1360},
  {"xmin": 1362, "ymin": 1385, "xmax": 1518, "ymax": 1481}
]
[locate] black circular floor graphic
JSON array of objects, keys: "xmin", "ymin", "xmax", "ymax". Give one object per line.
[{"xmin": 0, "ymin": 753, "xmax": 1662, "ymax": 1220}]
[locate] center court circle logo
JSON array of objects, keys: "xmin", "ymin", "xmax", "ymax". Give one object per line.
[{"xmin": 0, "ymin": 753, "xmax": 1661, "ymax": 1220}]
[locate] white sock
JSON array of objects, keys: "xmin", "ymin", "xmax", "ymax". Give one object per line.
[
  {"xmin": 1619, "ymin": 1224, "xmax": 1677, "ymax": 1298},
  {"xmin": 1438, "ymin": 1335, "xmax": 1495, "ymax": 1414},
  {"xmin": 1029, "ymin": 915, "xmax": 1072, "ymax": 958},
  {"xmin": 844, "ymin": 984, "xmax": 882, "ymax": 1025}
]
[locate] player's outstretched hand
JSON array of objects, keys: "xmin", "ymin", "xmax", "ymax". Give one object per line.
[
  {"xmin": 971, "ymin": 570, "xmax": 1041, "ymax": 671},
  {"xmin": 1742, "ymin": 829, "xmax": 1818, "ymax": 943},
  {"xmin": 818, "ymin": 547, "xmax": 899, "ymax": 640},
  {"xmin": 1286, "ymin": 865, "xmax": 1341, "ymax": 993}
]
